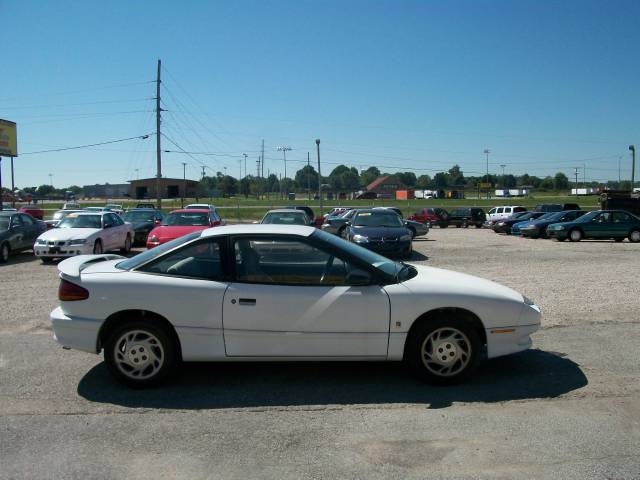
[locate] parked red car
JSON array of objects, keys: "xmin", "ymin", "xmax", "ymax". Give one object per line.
[
  {"xmin": 146, "ymin": 209, "xmax": 223, "ymax": 249},
  {"xmin": 19, "ymin": 206, "xmax": 44, "ymax": 220},
  {"xmin": 407, "ymin": 207, "xmax": 450, "ymax": 228}
]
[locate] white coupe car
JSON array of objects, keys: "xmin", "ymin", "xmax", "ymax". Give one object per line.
[
  {"xmin": 50, "ymin": 225, "xmax": 541, "ymax": 388},
  {"xmin": 35, "ymin": 211, "xmax": 134, "ymax": 263}
]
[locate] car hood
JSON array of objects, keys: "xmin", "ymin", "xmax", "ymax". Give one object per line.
[
  {"xmin": 402, "ymin": 265, "xmax": 524, "ymax": 303},
  {"xmin": 351, "ymin": 225, "xmax": 410, "ymax": 237},
  {"xmin": 148, "ymin": 225, "xmax": 208, "ymax": 241},
  {"xmin": 37, "ymin": 228, "xmax": 100, "ymax": 241}
]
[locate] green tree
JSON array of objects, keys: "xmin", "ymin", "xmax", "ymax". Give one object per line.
[
  {"xmin": 294, "ymin": 165, "xmax": 318, "ymax": 191},
  {"xmin": 433, "ymin": 172, "xmax": 449, "ymax": 188},
  {"xmin": 360, "ymin": 166, "xmax": 381, "ymax": 188},
  {"xmin": 448, "ymin": 165, "xmax": 466, "ymax": 186},
  {"xmin": 36, "ymin": 184, "xmax": 55, "ymax": 197},
  {"xmin": 396, "ymin": 172, "xmax": 417, "ymax": 187},
  {"xmin": 539, "ymin": 176, "xmax": 554, "ymax": 190},
  {"xmin": 554, "ymin": 172, "xmax": 569, "ymax": 191},
  {"xmin": 416, "ymin": 175, "xmax": 432, "ymax": 188}
]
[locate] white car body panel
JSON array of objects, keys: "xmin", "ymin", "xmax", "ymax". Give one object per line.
[{"xmin": 50, "ymin": 225, "xmax": 541, "ymax": 365}]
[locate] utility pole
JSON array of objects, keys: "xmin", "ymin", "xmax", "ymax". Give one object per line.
[
  {"xmin": 155, "ymin": 59, "xmax": 163, "ymax": 210},
  {"xmin": 201, "ymin": 165, "xmax": 206, "ymax": 179},
  {"xmin": 10, "ymin": 157, "xmax": 15, "ymax": 208},
  {"xmin": 49, "ymin": 173, "xmax": 53, "ymax": 186},
  {"xmin": 135, "ymin": 168, "xmax": 139, "ymax": 180},
  {"xmin": 630, "ymin": 145, "xmax": 636, "ymax": 190},
  {"xmin": 574, "ymin": 167, "xmax": 579, "ymax": 196},
  {"xmin": 618, "ymin": 157, "xmax": 622, "ymax": 184},
  {"xmin": 484, "ymin": 149, "xmax": 490, "ymax": 199},
  {"xmin": 307, "ymin": 151, "xmax": 311, "ymax": 200},
  {"xmin": 277, "ymin": 146, "xmax": 291, "ymax": 199},
  {"xmin": 261, "ymin": 139, "xmax": 265, "ymax": 178},
  {"xmin": 181, "ymin": 162, "xmax": 187, "ymax": 208},
  {"xmin": 238, "ymin": 159, "xmax": 242, "ymax": 180},
  {"xmin": 243, "ymin": 153, "xmax": 248, "ymax": 180},
  {"xmin": 500, "ymin": 164, "xmax": 506, "ymax": 188},
  {"xmin": 316, "ymin": 139, "xmax": 322, "ymax": 214}
]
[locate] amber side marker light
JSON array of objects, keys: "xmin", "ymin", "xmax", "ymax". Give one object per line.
[
  {"xmin": 58, "ymin": 279, "xmax": 89, "ymax": 301},
  {"xmin": 490, "ymin": 328, "xmax": 516, "ymax": 334}
]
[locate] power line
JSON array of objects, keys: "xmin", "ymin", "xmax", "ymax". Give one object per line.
[
  {"xmin": 0, "ymin": 80, "xmax": 154, "ymax": 103},
  {"xmin": 21, "ymin": 134, "xmax": 153, "ymax": 155}
]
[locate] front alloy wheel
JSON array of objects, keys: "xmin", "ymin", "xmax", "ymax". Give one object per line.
[
  {"xmin": 406, "ymin": 318, "xmax": 481, "ymax": 385},
  {"xmin": 120, "ymin": 235, "xmax": 132, "ymax": 253},
  {"xmin": 569, "ymin": 229, "xmax": 582, "ymax": 242},
  {"xmin": 629, "ymin": 229, "xmax": 640, "ymax": 243},
  {"xmin": 104, "ymin": 321, "xmax": 178, "ymax": 388}
]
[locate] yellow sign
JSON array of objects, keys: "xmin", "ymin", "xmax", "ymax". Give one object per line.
[
  {"xmin": 479, "ymin": 182, "xmax": 492, "ymax": 188},
  {"xmin": 0, "ymin": 119, "xmax": 18, "ymax": 157}
]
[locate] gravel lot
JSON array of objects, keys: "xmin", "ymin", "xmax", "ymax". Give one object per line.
[{"xmin": 1, "ymin": 228, "xmax": 639, "ymax": 479}]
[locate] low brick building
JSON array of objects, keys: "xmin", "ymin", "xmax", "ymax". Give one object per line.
[
  {"xmin": 129, "ymin": 177, "xmax": 200, "ymax": 199},
  {"xmin": 365, "ymin": 175, "xmax": 406, "ymax": 199}
]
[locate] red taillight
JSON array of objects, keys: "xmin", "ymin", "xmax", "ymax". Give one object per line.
[
  {"xmin": 58, "ymin": 279, "xmax": 89, "ymax": 301},
  {"xmin": 211, "ymin": 220, "xmax": 221, "ymax": 226}
]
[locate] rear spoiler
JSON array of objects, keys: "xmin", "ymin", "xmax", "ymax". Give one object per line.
[{"xmin": 57, "ymin": 254, "xmax": 124, "ymax": 279}]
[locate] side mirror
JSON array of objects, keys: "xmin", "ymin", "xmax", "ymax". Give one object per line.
[
  {"xmin": 346, "ymin": 268, "xmax": 372, "ymax": 286},
  {"xmin": 104, "ymin": 224, "xmax": 112, "ymax": 229}
]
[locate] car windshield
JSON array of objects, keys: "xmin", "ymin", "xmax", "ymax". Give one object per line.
[
  {"xmin": 312, "ymin": 229, "xmax": 401, "ymax": 280},
  {"xmin": 115, "ymin": 232, "xmax": 202, "ymax": 270},
  {"xmin": 0, "ymin": 217, "xmax": 10, "ymax": 230},
  {"xmin": 84, "ymin": 207, "xmax": 103, "ymax": 212},
  {"xmin": 353, "ymin": 211, "xmax": 403, "ymax": 228},
  {"xmin": 123, "ymin": 211, "xmax": 156, "ymax": 222},
  {"xmin": 539, "ymin": 211, "xmax": 566, "ymax": 222},
  {"xmin": 105, "ymin": 205, "xmax": 121, "ymax": 209},
  {"xmin": 575, "ymin": 211, "xmax": 600, "ymax": 222},
  {"xmin": 162, "ymin": 212, "xmax": 209, "ymax": 226},
  {"xmin": 57, "ymin": 215, "xmax": 102, "ymax": 229},
  {"xmin": 262, "ymin": 212, "xmax": 307, "ymax": 224}
]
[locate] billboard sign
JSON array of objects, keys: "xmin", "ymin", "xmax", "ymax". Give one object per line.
[{"xmin": 0, "ymin": 119, "xmax": 18, "ymax": 157}]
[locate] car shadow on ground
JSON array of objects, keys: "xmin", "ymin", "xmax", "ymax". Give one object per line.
[
  {"xmin": 77, "ymin": 349, "xmax": 587, "ymax": 410},
  {"xmin": 408, "ymin": 251, "xmax": 429, "ymax": 261},
  {"xmin": 4, "ymin": 251, "xmax": 41, "ymax": 265}
]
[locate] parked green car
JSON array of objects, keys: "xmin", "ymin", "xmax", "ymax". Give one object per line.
[{"xmin": 547, "ymin": 210, "xmax": 640, "ymax": 243}]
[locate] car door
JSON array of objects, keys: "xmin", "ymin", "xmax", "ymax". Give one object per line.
[
  {"xmin": 8, "ymin": 215, "xmax": 26, "ymax": 249},
  {"xmin": 585, "ymin": 212, "xmax": 612, "ymax": 238},
  {"xmin": 222, "ymin": 235, "xmax": 390, "ymax": 357},
  {"xmin": 111, "ymin": 213, "xmax": 128, "ymax": 247},
  {"xmin": 611, "ymin": 212, "xmax": 634, "ymax": 237},
  {"xmin": 102, "ymin": 213, "xmax": 120, "ymax": 250},
  {"xmin": 19, "ymin": 214, "xmax": 40, "ymax": 248}
]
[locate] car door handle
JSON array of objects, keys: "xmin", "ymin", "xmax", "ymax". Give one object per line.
[{"xmin": 238, "ymin": 298, "xmax": 256, "ymax": 306}]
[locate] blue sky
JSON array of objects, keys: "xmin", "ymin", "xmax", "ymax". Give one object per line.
[{"xmin": 1, "ymin": 0, "xmax": 638, "ymax": 188}]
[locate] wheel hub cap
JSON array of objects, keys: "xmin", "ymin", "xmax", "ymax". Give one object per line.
[
  {"xmin": 114, "ymin": 330, "xmax": 164, "ymax": 380},
  {"xmin": 421, "ymin": 327, "xmax": 472, "ymax": 377}
]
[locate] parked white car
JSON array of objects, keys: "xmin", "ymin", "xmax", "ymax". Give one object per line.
[
  {"xmin": 35, "ymin": 212, "xmax": 134, "ymax": 263},
  {"xmin": 50, "ymin": 225, "xmax": 541, "ymax": 388},
  {"xmin": 486, "ymin": 206, "xmax": 527, "ymax": 223}
]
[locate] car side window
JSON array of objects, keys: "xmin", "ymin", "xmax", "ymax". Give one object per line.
[
  {"xmin": 137, "ymin": 239, "xmax": 224, "ymax": 281},
  {"xmin": 20, "ymin": 214, "xmax": 35, "ymax": 225},
  {"xmin": 103, "ymin": 215, "xmax": 114, "ymax": 228},
  {"xmin": 112, "ymin": 214, "xmax": 124, "ymax": 226},
  {"xmin": 10, "ymin": 215, "xmax": 23, "ymax": 228},
  {"xmin": 612, "ymin": 212, "xmax": 631, "ymax": 223},
  {"xmin": 488, "ymin": 208, "xmax": 496, "ymax": 214},
  {"xmin": 233, "ymin": 237, "xmax": 353, "ymax": 285},
  {"xmin": 495, "ymin": 208, "xmax": 503, "ymax": 214}
]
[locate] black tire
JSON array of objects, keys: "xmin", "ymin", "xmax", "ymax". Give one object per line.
[
  {"xmin": 475, "ymin": 223, "xmax": 483, "ymax": 228},
  {"xmin": 93, "ymin": 239, "xmax": 103, "ymax": 254},
  {"xmin": 462, "ymin": 220, "xmax": 469, "ymax": 229},
  {"xmin": 455, "ymin": 224, "xmax": 461, "ymax": 228},
  {"xmin": 0, "ymin": 243, "xmax": 9, "ymax": 263},
  {"xmin": 408, "ymin": 227, "xmax": 416, "ymax": 239},
  {"xmin": 402, "ymin": 242, "xmax": 413, "ymax": 259},
  {"xmin": 337, "ymin": 226, "xmax": 346, "ymax": 238},
  {"xmin": 440, "ymin": 223, "xmax": 449, "ymax": 228},
  {"xmin": 41, "ymin": 257, "xmax": 54, "ymax": 264},
  {"xmin": 568, "ymin": 228, "xmax": 582, "ymax": 242},
  {"xmin": 614, "ymin": 237, "xmax": 624, "ymax": 243},
  {"xmin": 104, "ymin": 320, "xmax": 178, "ymax": 388},
  {"xmin": 120, "ymin": 234, "xmax": 132, "ymax": 254},
  {"xmin": 629, "ymin": 229, "xmax": 640, "ymax": 243},
  {"xmin": 405, "ymin": 317, "xmax": 482, "ymax": 385}
]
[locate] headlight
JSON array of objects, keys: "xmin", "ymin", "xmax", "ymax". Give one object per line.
[
  {"xmin": 425, "ymin": 221, "xmax": 431, "ymax": 228},
  {"xmin": 352, "ymin": 234, "xmax": 369, "ymax": 243},
  {"xmin": 555, "ymin": 225, "xmax": 564, "ymax": 230},
  {"xmin": 68, "ymin": 239, "xmax": 87, "ymax": 246},
  {"xmin": 36, "ymin": 239, "xmax": 47, "ymax": 245},
  {"xmin": 399, "ymin": 234, "xmax": 412, "ymax": 241},
  {"xmin": 148, "ymin": 236, "xmax": 160, "ymax": 244}
]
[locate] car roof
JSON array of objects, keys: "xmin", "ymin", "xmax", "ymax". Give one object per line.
[
  {"xmin": 0, "ymin": 211, "xmax": 18, "ymax": 216},
  {"xmin": 265, "ymin": 209, "xmax": 306, "ymax": 214},
  {"xmin": 200, "ymin": 224, "xmax": 315, "ymax": 238},
  {"xmin": 170, "ymin": 209, "xmax": 210, "ymax": 213},
  {"xmin": 70, "ymin": 212, "xmax": 108, "ymax": 216},
  {"xmin": 185, "ymin": 204, "xmax": 212, "ymax": 208},
  {"xmin": 126, "ymin": 208, "xmax": 157, "ymax": 211}
]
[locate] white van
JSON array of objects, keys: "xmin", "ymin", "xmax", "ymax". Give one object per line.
[{"xmin": 487, "ymin": 205, "xmax": 527, "ymax": 223}]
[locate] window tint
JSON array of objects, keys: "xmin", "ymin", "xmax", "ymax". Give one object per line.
[
  {"xmin": 21, "ymin": 214, "xmax": 35, "ymax": 225},
  {"xmin": 495, "ymin": 208, "xmax": 503, "ymax": 214},
  {"xmin": 112, "ymin": 214, "xmax": 124, "ymax": 226},
  {"xmin": 234, "ymin": 237, "xmax": 353, "ymax": 285},
  {"xmin": 137, "ymin": 239, "xmax": 224, "ymax": 280},
  {"xmin": 11, "ymin": 215, "xmax": 23, "ymax": 227},
  {"xmin": 488, "ymin": 208, "xmax": 496, "ymax": 214},
  {"xmin": 103, "ymin": 215, "xmax": 114, "ymax": 228}
]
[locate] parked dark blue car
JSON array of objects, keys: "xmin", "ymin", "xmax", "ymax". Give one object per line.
[
  {"xmin": 520, "ymin": 210, "xmax": 586, "ymax": 238},
  {"xmin": 346, "ymin": 209, "xmax": 413, "ymax": 259}
]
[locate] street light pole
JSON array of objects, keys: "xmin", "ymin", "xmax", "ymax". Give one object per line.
[
  {"xmin": 484, "ymin": 149, "xmax": 490, "ymax": 199},
  {"xmin": 181, "ymin": 162, "xmax": 187, "ymax": 207},
  {"xmin": 243, "ymin": 153, "xmax": 248, "ymax": 179},
  {"xmin": 574, "ymin": 167, "xmax": 579, "ymax": 197},
  {"xmin": 316, "ymin": 139, "xmax": 322, "ymax": 214},
  {"xmin": 277, "ymin": 146, "xmax": 291, "ymax": 199},
  {"xmin": 630, "ymin": 145, "xmax": 636, "ymax": 191}
]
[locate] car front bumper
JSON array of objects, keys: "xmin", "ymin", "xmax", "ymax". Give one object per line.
[
  {"xmin": 520, "ymin": 227, "xmax": 541, "ymax": 238},
  {"xmin": 547, "ymin": 229, "xmax": 568, "ymax": 240},
  {"xmin": 34, "ymin": 243, "xmax": 94, "ymax": 258},
  {"xmin": 355, "ymin": 240, "xmax": 412, "ymax": 257},
  {"xmin": 50, "ymin": 306, "xmax": 102, "ymax": 354}
]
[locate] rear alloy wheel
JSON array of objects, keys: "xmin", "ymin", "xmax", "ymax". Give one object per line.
[
  {"xmin": 406, "ymin": 318, "xmax": 481, "ymax": 385},
  {"xmin": 629, "ymin": 229, "xmax": 640, "ymax": 243},
  {"xmin": 337, "ymin": 226, "xmax": 346, "ymax": 238},
  {"xmin": 104, "ymin": 321, "xmax": 178, "ymax": 388},
  {"xmin": 0, "ymin": 243, "xmax": 9, "ymax": 263},
  {"xmin": 120, "ymin": 235, "xmax": 132, "ymax": 254},
  {"xmin": 569, "ymin": 229, "xmax": 582, "ymax": 242},
  {"xmin": 93, "ymin": 239, "xmax": 103, "ymax": 254}
]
